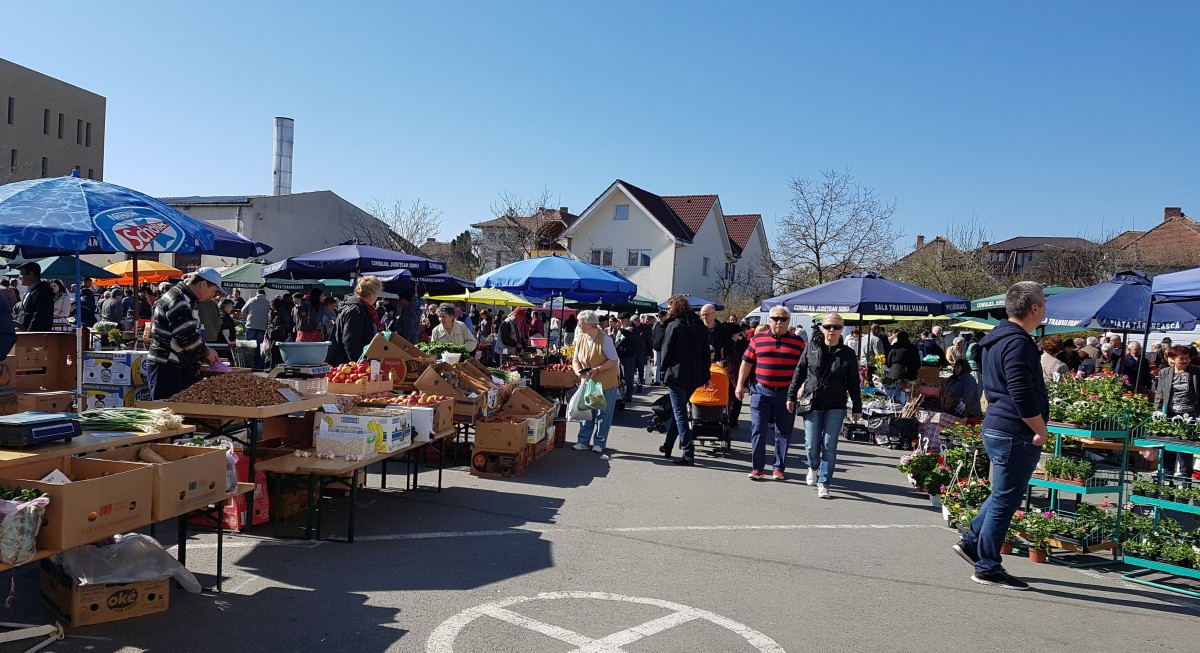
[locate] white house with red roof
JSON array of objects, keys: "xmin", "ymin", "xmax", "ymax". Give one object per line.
[{"xmin": 562, "ymin": 179, "xmax": 771, "ymax": 304}]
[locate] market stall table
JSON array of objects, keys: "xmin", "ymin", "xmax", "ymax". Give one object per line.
[
  {"xmin": 255, "ymin": 426, "xmax": 457, "ymax": 543},
  {"xmin": 136, "ymin": 395, "xmax": 327, "ymax": 494}
]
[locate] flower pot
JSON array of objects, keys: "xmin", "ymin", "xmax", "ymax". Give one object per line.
[
  {"xmin": 1028, "ymin": 548, "xmax": 1048, "ymax": 563},
  {"xmin": 1000, "ymin": 541, "xmax": 1014, "ymax": 555},
  {"xmin": 942, "ymin": 504, "xmax": 951, "ymax": 523},
  {"xmin": 929, "ymin": 494, "xmax": 942, "ymax": 508}
]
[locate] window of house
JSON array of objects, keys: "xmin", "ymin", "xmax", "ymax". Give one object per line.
[
  {"xmin": 9, "ymin": 150, "xmax": 16, "ymax": 170},
  {"xmin": 174, "ymin": 252, "xmax": 202, "ymax": 273},
  {"xmin": 627, "ymin": 249, "xmax": 651, "ymax": 267},
  {"xmin": 76, "ymin": 119, "xmax": 82, "ymax": 144},
  {"xmin": 590, "ymin": 248, "xmax": 613, "ymax": 266},
  {"xmin": 40, "ymin": 157, "xmax": 47, "ymax": 177},
  {"xmin": 614, "ymin": 204, "xmax": 629, "ymax": 221},
  {"xmin": 5, "ymin": 97, "xmax": 12, "ymax": 125},
  {"xmin": 57, "ymin": 113, "xmax": 64, "ymax": 139},
  {"xmin": 85, "ymin": 122, "xmax": 92, "ymax": 147},
  {"xmin": 42, "ymin": 109, "xmax": 49, "ymax": 135},
  {"xmin": 702, "ymin": 257, "xmax": 710, "ymax": 276},
  {"xmin": 87, "ymin": 168, "xmax": 93, "ymax": 179},
  {"xmin": 725, "ymin": 261, "xmax": 735, "ymax": 277}
]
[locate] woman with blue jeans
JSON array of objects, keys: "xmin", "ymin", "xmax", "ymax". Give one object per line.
[
  {"xmin": 571, "ymin": 310, "xmax": 621, "ymax": 454},
  {"xmin": 787, "ymin": 314, "xmax": 862, "ymax": 499},
  {"xmin": 657, "ymin": 295, "xmax": 711, "ymax": 465}
]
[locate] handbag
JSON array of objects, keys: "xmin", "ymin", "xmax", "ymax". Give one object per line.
[
  {"xmin": 794, "ymin": 346, "xmax": 836, "ymax": 416},
  {"xmin": 794, "ymin": 394, "xmax": 815, "ymax": 416}
]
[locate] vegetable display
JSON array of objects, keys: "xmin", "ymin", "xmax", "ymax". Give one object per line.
[
  {"xmin": 167, "ymin": 375, "xmax": 293, "ymax": 407},
  {"xmin": 78, "ymin": 408, "xmax": 185, "ymax": 434},
  {"xmin": 417, "ymin": 342, "xmax": 471, "ymax": 358}
]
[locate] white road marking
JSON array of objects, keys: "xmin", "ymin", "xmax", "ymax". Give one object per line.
[
  {"xmin": 427, "ymin": 591, "xmax": 787, "ymax": 653},
  {"xmin": 608, "ymin": 523, "xmax": 940, "ymax": 533}
]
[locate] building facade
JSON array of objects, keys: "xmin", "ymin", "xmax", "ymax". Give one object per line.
[{"xmin": 0, "ymin": 58, "xmax": 105, "ymax": 183}]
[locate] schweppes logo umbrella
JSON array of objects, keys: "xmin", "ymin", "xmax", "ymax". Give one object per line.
[{"xmin": 94, "ymin": 206, "xmax": 188, "ymax": 253}]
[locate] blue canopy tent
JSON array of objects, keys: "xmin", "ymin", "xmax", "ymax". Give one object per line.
[
  {"xmin": 659, "ymin": 294, "xmax": 724, "ymax": 312},
  {"xmin": 263, "ymin": 241, "xmax": 446, "ymax": 280},
  {"xmin": 761, "ymin": 271, "xmax": 969, "ymax": 317},
  {"xmin": 0, "ymin": 172, "xmax": 241, "ymax": 401},
  {"xmin": 1044, "ymin": 271, "xmax": 1197, "ymax": 332},
  {"xmin": 376, "ymin": 269, "xmax": 477, "ymax": 296},
  {"xmin": 476, "ymin": 255, "xmax": 636, "ymax": 327}
]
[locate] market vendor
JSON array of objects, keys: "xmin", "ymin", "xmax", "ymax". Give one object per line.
[
  {"xmin": 430, "ymin": 303, "xmax": 478, "ymax": 352},
  {"xmin": 147, "ymin": 268, "xmax": 224, "ymax": 399}
]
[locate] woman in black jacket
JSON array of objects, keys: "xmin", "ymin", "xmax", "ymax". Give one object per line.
[
  {"xmin": 787, "ymin": 314, "xmax": 862, "ymax": 494},
  {"xmin": 328, "ymin": 276, "xmax": 381, "ymax": 365},
  {"xmin": 658, "ymin": 295, "xmax": 710, "ymax": 466},
  {"xmin": 266, "ymin": 294, "xmax": 295, "ymax": 367},
  {"xmin": 1154, "ymin": 344, "xmax": 1200, "ymax": 477}
]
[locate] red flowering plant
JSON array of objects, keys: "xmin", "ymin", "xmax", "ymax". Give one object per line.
[
  {"xmin": 1047, "ymin": 373, "xmax": 1152, "ymax": 428},
  {"xmin": 941, "ymin": 477, "xmax": 991, "ymax": 529},
  {"xmin": 896, "ymin": 450, "xmax": 939, "ymax": 489}
]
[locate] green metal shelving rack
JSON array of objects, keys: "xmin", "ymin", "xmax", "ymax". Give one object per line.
[{"xmin": 1123, "ymin": 438, "xmax": 1200, "ymax": 598}]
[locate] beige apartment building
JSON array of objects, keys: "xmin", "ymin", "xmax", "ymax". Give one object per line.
[{"xmin": 0, "ymin": 58, "xmax": 105, "ymax": 183}]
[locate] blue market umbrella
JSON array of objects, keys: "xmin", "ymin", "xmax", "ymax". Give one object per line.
[
  {"xmin": 658, "ymin": 294, "xmax": 724, "ymax": 312},
  {"xmin": 760, "ymin": 271, "xmax": 969, "ymax": 316},
  {"xmin": 377, "ymin": 269, "xmax": 477, "ymax": 295},
  {"xmin": 263, "ymin": 241, "xmax": 446, "ymax": 279},
  {"xmin": 476, "ymin": 255, "xmax": 635, "ymax": 304},
  {"xmin": 1044, "ymin": 270, "xmax": 1197, "ymax": 331}
]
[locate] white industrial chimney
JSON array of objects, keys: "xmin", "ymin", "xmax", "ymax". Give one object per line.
[{"xmin": 272, "ymin": 116, "xmax": 294, "ymax": 196}]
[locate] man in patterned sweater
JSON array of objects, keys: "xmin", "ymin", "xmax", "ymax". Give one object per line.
[{"xmin": 147, "ymin": 268, "xmax": 223, "ymax": 399}]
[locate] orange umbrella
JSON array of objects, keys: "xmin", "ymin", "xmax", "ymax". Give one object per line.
[{"xmin": 93, "ymin": 259, "xmax": 183, "ymax": 287}]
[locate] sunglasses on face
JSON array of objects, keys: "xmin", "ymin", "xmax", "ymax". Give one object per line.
[
  {"xmin": 821, "ymin": 324, "xmax": 844, "ymax": 331},
  {"xmin": 769, "ymin": 316, "xmax": 789, "ymax": 322}
]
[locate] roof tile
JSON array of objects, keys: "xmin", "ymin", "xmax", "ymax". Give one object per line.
[
  {"xmin": 615, "ymin": 180, "xmax": 694, "ymax": 243},
  {"xmin": 724, "ymin": 214, "xmax": 761, "ymax": 258},
  {"xmin": 661, "ymin": 195, "xmax": 718, "ymax": 236}
]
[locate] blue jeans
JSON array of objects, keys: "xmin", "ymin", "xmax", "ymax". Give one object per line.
[
  {"xmin": 633, "ymin": 353, "xmax": 647, "ymax": 386},
  {"xmin": 749, "ymin": 384, "xmax": 795, "ymax": 472},
  {"xmin": 660, "ymin": 385, "xmax": 695, "ymax": 459},
  {"xmin": 246, "ymin": 328, "xmax": 266, "ymax": 369},
  {"xmin": 620, "ymin": 356, "xmax": 636, "ymax": 401},
  {"xmin": 576, "ymin": 385, "xmax": 621, "ymax": 449},
  {"xmin": 804, "ymin": 408, "xmax": 847, "ymax": 483},
  {"xmin": 962, "ymin": 429, "xmax": 1043, "ymax": 574}
]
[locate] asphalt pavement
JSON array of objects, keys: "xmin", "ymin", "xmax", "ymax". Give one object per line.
[{"xmin": 4, "ymin": 387, "xmax": 1198, "ymax": 652}]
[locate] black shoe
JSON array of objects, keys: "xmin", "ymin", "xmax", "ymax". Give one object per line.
[
  {"xmin": 673, "ymin": 458, "xmax": 695, "ymax": 466},
  {"xmin": 952, "ymin": 540, "xmax": 980, "ymax": 566},
  {"xmin": 971, "ymin": 568, "xmax": 1030, "ymax": 591},
  {"xmin": 658, "ymin": 445, "xmax": 667, "ymax": 453},
  {"xmin": 637, "ymin": 385, "xmax": 643, "ymax": 392}
]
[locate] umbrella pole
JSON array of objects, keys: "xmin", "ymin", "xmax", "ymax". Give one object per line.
[
  {"xmin": 74, "ymin": 251, "xmax": 83, "ymax": 412},
  {"xmin": 131, "ymin": 254, "xmax": 139, "ymax": 347}
]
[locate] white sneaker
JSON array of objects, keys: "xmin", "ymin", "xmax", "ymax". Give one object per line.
[
  {"xmin": 572, "ymin": 443, "xmax": 588, "ymax": 451},
  {"xmin": 817, "ymin": 483, "xmax": 830, "ymax": 499},
  {"xmin": 591, "ymin": 445, "xmax": 604, "ymax": 453},
  {"xmin": 806, "ymin": 469, "xmax": 817, "ymax": 486}
]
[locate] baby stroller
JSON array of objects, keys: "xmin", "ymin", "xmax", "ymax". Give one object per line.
[
  {"xmin": 689, "ymin": 364, "xmax": 732, "ymax": 456},
  {"xmin": 646, "ymin": 394, "xmax": 673, "ymax": 434}
]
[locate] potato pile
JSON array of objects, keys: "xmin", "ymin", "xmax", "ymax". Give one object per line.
[{"xmin": 169, "ymin": 375, "xmax": 292, "ymax": 407}]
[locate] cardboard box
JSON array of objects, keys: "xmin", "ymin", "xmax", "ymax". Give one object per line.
[
  {"xmin": 415, "ymin": 365, "xmax": 484, "ymax": 424},
  {"xmin": 364, "ymin": 333, "xmax": 435, "ymax": 388},
  {"xmin": 473, "ymin": 417, "xmax": 533, "ymax": 453},
  {"xmin": 83, "ymin": 384, "xmax": 151, "ymax": 409},
  {"xmin": 86, "ymin": 444, "xmax": 229, "ymax": 521},
  {"xmin": 191, "ymin": 456, "xmax": 267, "ymax": 530},
  {"xmin": 0, "ymin": 457, "xmax": 154, "ymax": 551},
  {"xmin": 470, "ymin": 446, "xmax": 533, "ymax": 477},
  {"xmin": 326, "ymin": 379, "xmax": 393, "ymax": 396},
  {"xmin": 82, "ymin": 350, "xmax": 150, "ymax": 386},
  {"xmin": 314, "ymin": 408, "xmax": 410, "ymax": 456},
  {"xmin": 539, "ymin": 368, "xmax": 578, "ymax": 388},
  {"xmin": 503, "ymin": 388, "xmax": 555, "ymax": 434},
  {"xmin": 40, "ymin": 561, "xmax": 169, "ymax": 627},
  {"xmin": 11, "ymin": 332, "xmax": 80, "ymax": 392},
  {"xmin": 16, "ymin": 391, "xmax": 75, "ymax": 413}
]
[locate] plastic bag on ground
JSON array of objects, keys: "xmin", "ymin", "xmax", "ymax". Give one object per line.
[{"xmin": 60, "ymin": 532, "xmax": 201, "ymax": 594}]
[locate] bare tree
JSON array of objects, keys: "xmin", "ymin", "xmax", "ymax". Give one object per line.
[
  {"xmin": 888, "ymin": 219, "xmax": 1004, "ymax": 300},
  {"xmin": 708, "ymin": 250, "xmax": 777, "ymax": 308},
  {"xmin": 472, "ymin": 189, "xmax": 565, "ymax": 268},
  {"xmin": 341, "ymin": 197, "xmax": 443, "ymax": 254},
  {"xmin": 774, "ymin": 169, "xmax": 901, "ymax": 288}
]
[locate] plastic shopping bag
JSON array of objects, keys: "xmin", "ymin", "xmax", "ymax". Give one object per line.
[
  {"xmin": 582, "ymin": 378, "xmax": 606, "ymax": 410},
  {"xmin": 567, "ymin": 383, "xmax": 590, "ymax": 421}
]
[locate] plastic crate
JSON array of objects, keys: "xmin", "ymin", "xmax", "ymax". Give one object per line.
[{"xmin": 278, "ymin": 376, "xmax": 329, "ymax": 395}]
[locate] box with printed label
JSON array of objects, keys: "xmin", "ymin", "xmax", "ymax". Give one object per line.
[
  {"xmin": 85, "ymin": 444, "xmax": 229, "ymax": 521},
  {"xmin": 83, "ymin": 384, "xmax": 151, "ymax": 409},
  {"xmin": 16, "ymin": 391, "xmax": 75, "ymax": 413},
  {"xmin": 314, "ymin": 409, "xmax": 410, "ymax": 455},
  {"xmin": 0, "ymin": 457, "xmax": 154, "ymax": 551},
  {"xmin": 82, "ymin": 350, "xmax": 150, "ymax": 386},
  {"xmin": 364, "ymin": 333, "xmax": 435, "ymax": 388},
  {"xmin": 414, "ymin": 365, "xmax": 483, "ymax": 423},
  {"xmin": 473, "ymin": 417, "xmax": 533, "ymax": 453},
  {"xmin": 40, "ymin": 561, "xmax": 169, "ymax": 627}
]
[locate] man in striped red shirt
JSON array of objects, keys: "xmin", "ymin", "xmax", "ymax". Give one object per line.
[{"xmin": 735, "ymin": 306, "xmax": 807, "ymax": 480}]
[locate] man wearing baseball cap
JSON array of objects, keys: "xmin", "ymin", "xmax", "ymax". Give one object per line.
[{"xmin": 147, "ymin": 267, "xmax": 224, "ymax": 399}]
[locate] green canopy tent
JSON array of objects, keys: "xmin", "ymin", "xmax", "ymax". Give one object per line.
[
  {"xmin": 3, "ymin": 255, "xmax": 118, "ymax": 280},
  {"xmin": 959, "ymin": 285, "xmax": 1075, "ymax": 321},
  {"xmin": 220, "ymin": 262, "xmax": 352, "ymax": 296},
  {"xmin": 564, "ymin": 293, "xmax": 659, "ymax": 313}
]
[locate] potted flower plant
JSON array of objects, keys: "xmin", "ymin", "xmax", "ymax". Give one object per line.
[
  {"xmin": 1131, "ymin": 478, "xmax": 1160, "ymax": 498},
  {"xmin": 897, "ymin": 450, "xmax": 939, "ymax": 491},
  {"xmin": 1047, "ymin": 372, "xmax": 1153, "ymax": 430}
]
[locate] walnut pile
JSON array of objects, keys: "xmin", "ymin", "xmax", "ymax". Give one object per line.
[{"xmin": 169, "ymin": 375, "xmax": 292, "ymax": 407}]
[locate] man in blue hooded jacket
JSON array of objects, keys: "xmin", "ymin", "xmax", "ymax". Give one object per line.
[{"xmin": 952, "ymin": 281, "xmax": 1049, "ymax": 591}]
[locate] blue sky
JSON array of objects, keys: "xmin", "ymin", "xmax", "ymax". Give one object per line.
[{"xmin": 3, "ymin": 1, "xmax": 1197, "ymax": 249}]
